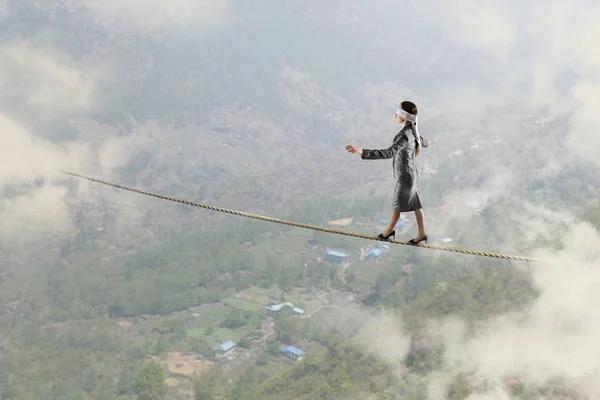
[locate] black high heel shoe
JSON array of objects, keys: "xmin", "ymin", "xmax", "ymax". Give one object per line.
[
  {"xmin": 378, "ymin": 230, "xmax": 395, "ymax": 241},
  {"xmin": 408, "ymin": 234, "xmax": 428, "ymax": 245}
]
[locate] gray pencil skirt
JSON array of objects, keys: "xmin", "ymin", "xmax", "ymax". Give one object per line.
[{"xmin": 392, "ymin": 180, "xmax": 422, "ymax": 212}]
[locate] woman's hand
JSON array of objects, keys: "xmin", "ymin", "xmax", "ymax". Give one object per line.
[
  {"xmin": 426, "ymin": 139, "xmax": 433, "ymax": 145},
  {"xmin": 346, "ymin": 144, "xmax": 363, "ymax": 155}
]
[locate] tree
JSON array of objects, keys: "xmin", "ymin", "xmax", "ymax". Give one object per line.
[
  {"xmin": 266, "ymin": 340, "xmax": 281, "ymax": 356},
  {"xmin": 256, "ymin": 352, "xmax": 269, "ymax": 366},
  {"xmin": 233, "ymin": 272, "xmax": 254, "ymax": 290},
  {"xmin": 274, "ymin": 316, "xmax": 297, "ymax": 344},
  {"xmin": 117, "ymin": 367, "xmax": 133, "ymax": 395},
  {"xmin": 277, "ymin": 267, "xmax": 295, "ymax": 292},
  {"xmin": 83, "ymin": 368, "xmax": 97, "ymax": 392},
  {"xmin": 221, "ymin": 309, "xmax": 248, "ymax": 329},
  {"xmin": 194, "ymin": 366, "xmax": 226, "ymax": 400},
  {"xmin": 247, "ymin": 311, "xmax": 265, "ymax": 330},
  {"xmin": 163, "ymin": 318, "xmax": 186, "ymax": 340},
  {"xmin": 188, "ymin": 337, "xmax": 214, "ymax": 356},
  {"xmin": 132, "ymin": 361, "xmax": 167, "ymax": 400},
  {"xmin": 229, "ymin": 380, "xmax": 244, "ymax": 400},
  {"xmin": 155, "ymin": 336, "xmax": 170, "ymax": 354},
  {"xmin": 258, "ymin": 260, "xmax": 277, "ymax": 288}
]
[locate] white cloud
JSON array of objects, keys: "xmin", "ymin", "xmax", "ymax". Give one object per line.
[
  {"xmin": 0, "ymin": 184, "xmax": 71, "ymax": 243},
  {"xmin": 83, "ymin": 0, "xmax": 232, "ymax": 37},
  {"xmin": 567, "ymin": 80, "xmax": 600, "ymax": 166},
  {"xmin": 358, "ymin": 311, "xmax": 411, "ymax": 364},
  {"xmin": 313, "ymin": 299, "xmax": 412, "ymax": 367},
  {"xmin": 435, "ymin": 83, "xmax": 498, "ymax": 126},
  {"xmin": 465, "ymin": 388, "xmax": 512, "ymax": 400},
  {"xmin": 0, "ymin": 112, "xmax": 150, "ymax": 246},
  {"xmin": 529, "ymin": 0, "xmax": 600, "ymax": 73},
  {"xmin": 432, "ymin": 218, "xmax": 600, "ymax": 394},
  {"xmin": 0, "ymin": 40, "xmax": 98, "ymax": 118},
  {"xmin": 431, "ymin": 0, "xmax": 600, "ymax": 168},
  {"xmin": 0, "ymin": 115, "xmax": 86, "ymax": 183},
  {"xmin": 438, "ymin": 0, "xmax": 517, "ymax": 60},
  {"xmin": 0, "ymin": 40, "xmax": 150, "ymax": 246}
]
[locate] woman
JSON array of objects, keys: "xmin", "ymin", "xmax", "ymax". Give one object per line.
[{"xmin": 346, "ymin": 100, "xmax": 432, "ymax": 245}]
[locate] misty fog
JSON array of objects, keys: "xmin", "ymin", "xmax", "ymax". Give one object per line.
[{"xmin": 1, "ymin": 0, "xmax": 600, "ymax": 399}]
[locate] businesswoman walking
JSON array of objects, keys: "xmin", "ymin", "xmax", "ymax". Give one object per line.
[{"xmin": 346, "ymin": 100, "xmax": 432, "ymax": 245}]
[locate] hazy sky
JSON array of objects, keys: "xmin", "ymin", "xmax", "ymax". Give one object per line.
[{"xmin": 2, "ymin": 0, "xmax": 600, "ymax": 397}]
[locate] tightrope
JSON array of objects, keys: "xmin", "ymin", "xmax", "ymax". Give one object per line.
[{"xmin": 60, "ymin": 170, "xmax": 542, "ymax": 263}]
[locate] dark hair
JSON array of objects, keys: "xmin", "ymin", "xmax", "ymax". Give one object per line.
[
  {"xmin": 400, "ymin": 101, "xmax": 420, "ymax": 156},
  {"xmin": 400, "ymin": 101, "xmax": 418, "ymax": 115}
]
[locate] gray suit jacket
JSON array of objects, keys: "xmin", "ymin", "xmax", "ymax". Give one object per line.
[{"xmin": 361, "ymin": 124, "xmax": 428, "ymax": 182}]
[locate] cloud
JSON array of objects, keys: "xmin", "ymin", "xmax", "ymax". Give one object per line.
[
  {"xmin": 0, "ymin": 40, "xmax": 99, "ymax": 187},
  {"xmin": 358, "ymin": 310, "xmax": 411, "ymax": 365},
  {"xmin": 0, "ymin": 184, "xmax": 71, "ymax": 244},
  {"xmin": 438, "ymin": 0, "xmax": 518, "ymax": 60},
  {"xmin": 527, "ymin": 1, "xmax": 600, "ymax": 168},
  {"xmin": 429, "ymin": 0, "xmax": 600, "ymax": 168},
  {"xmin": 429, "ymin": 217, "xmax": 600, "ymax": 395},
  {"xmin": 314, "ymin": 298, "xmax": 411, "ymax": 366},
  {"xmin": 529, "ymin": 0, "xmax": 600, "ymax": 73},
  {"xmin": 0, "ymin": 40, "xmax": 148, "ymax": 246},
  {"xmin": 466, "ymin": 389, "xmax": 511, "ymax": 400},
  {"xmin": 568, "ymin": 81, "xmax": 600, "ymax": 166},
  {"xmin": 0, "ymin": 40, "xmax": 98, "ymax": 118},
  {"xmin": 0, "ymin": 115, "xmax": 88, "ymax": 183},
  {"xmin": 82, "ymin": 0, "xmax": 232, "ymax": 37},
  {"xmin": 0, "ymin": 113, "xmax": 150, "ymax": 246}
]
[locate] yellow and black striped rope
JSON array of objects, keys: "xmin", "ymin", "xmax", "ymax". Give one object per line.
[{"xmin": 60, "ymin": 170, "xmax": 541, "ymax": 263}]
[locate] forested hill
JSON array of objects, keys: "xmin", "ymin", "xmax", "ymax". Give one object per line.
[{"xmin": 1, "ymin": 1, "xmax": 600, "ymax": 399}]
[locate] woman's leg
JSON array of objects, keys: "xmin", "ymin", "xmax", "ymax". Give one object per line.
[
  {"xmin": 413, "ymin": 208, "xmax": 426, "ymax": 240},
  {"xmin": 384, "ymin": 210, "xmax": 401, "ymax": 236},
  {"xmin": 385, "ymin": 182, "xmax": 403, "ymax": 237}
]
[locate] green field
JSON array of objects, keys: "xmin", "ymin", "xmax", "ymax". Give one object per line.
[
  {"xmin": 192, "ymin": 304, "xmax": 231, "ymax": 329},
  {"xmin": 222, "ymin": 297, "xmax": 265, "ymax": 312},
  {"xmin": 224, "ymin": 285, "xmax": 325, "ymax": 314},
  {"xmin": 188, "ymin": 325, "xmax": 254, "ymax": 346},
  {"xmin": 281, "ymin": 292, "xmax": 323, "ymax": 313},
  {"xmin": 186, "ymin": 303, "xmax": 258, "ymax": 345},
  {"xmin": 235, "ymin": 286, "xmax": 279, "ymax": 304}
]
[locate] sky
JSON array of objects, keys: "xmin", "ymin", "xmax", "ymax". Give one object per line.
[{"xmin": 2, "ymin": 0, "xmax": 600, "ymax": 397}]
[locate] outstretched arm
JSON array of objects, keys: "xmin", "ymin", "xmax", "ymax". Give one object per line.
[{"xmin": 362, "ymin": 135, "xmax": 408, "ymax": 159}]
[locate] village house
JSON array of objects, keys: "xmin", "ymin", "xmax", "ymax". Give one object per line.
[
  {"xmin": 265, "ymin": 302, "xmax": 305, "ymax": 317},
  {"xmin": 281, "ymin": 346, "xmax": 306, "ymax": 362},
  {"xmin": 215, "ymin": 341, "xmax": 236, "ymax": 356},
  {"xmin": 324, "ymin": 249, "xmax": 349, "ymax": 265},
  {"xmin": 360, "ymin": 242, "xmax": 389, "ymax": 262}
]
